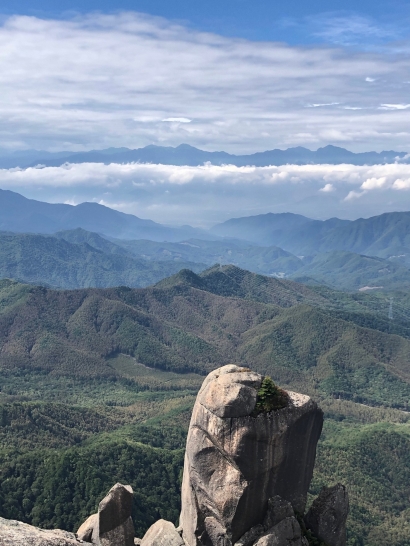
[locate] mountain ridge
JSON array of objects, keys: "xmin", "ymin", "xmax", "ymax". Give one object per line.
[{"xmin": 0, "ymin": 143, "xmax": 407, "ymax": 169}]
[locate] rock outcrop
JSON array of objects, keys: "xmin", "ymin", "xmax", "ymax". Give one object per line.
[
  {"xmin": 0, "ymin": 517, "xmax": 87, "ymax": 545},
  {"xmin": 305, "ymin": 484, "xmax": 349, "ymax": 546},
  {"xmin": 179, "ymin": 365, "xmax": 324, "ymax": 546},
  {"xmin": 76, "ymin": 483, "xmax": 135, "ymax": 546}
]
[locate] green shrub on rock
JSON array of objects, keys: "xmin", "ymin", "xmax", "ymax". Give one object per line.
[{"xmin": 253, "ymin": 377, "xmax": 289, "ymax": 415}]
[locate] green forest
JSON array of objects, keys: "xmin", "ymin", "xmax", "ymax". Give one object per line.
[{"xmin": 1, "ymin": 267, "xmax": 410, "ymax": 545}]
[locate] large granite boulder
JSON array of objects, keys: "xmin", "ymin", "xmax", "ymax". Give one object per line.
[
  {"xmin": 305, "ymin": 484, "xmax": 349, "ymax": 546},
  {"xmin": 180, "ymin": 365, "xmax": 323, "ymax": 546},
  {"xmin": 76, "ymin": 483, "xmax": 135, "ymax": 546},
  {"xmin": 0, "ymin": 517, "xmax": 87, "ymax": 545}
]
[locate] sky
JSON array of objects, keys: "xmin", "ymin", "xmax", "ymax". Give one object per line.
[{"xmin": 1, "ymin": 1, "xmax": 410, "ymax": 224}]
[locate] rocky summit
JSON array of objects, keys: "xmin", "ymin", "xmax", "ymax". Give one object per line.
[{"xmin": 0, "ymin": 365, "xmax": 349, "ymax": 546}]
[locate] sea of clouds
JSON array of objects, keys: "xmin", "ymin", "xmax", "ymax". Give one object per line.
[{"xmin": 3, "ymin": 162, "xmax": 410, "ymax": 225}]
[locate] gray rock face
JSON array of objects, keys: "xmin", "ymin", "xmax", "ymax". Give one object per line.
[
  {"xmin": 305, "ymin": 484, "xmax": 349, "ymax": 546},
  {"xmin": 263, "ymin": 497, "xmax": 295, "ymax": 531},
  {"xmin": 141, "ymin": 519, "xmax": 185, "ymax": 546},
  {"xmin": 0, "ymin": 517, "xmax": 87, "ymax": 545},
  {"xmin": 180, "ymin": 365, "xmax": 323, "ymax": 546},
  {"xmin": 76, "ymin": 483, "xmax": 135, "ymax": 546}
]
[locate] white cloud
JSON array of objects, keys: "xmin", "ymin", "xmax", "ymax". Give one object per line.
[
  {"xmin": 311, "ymin": 14, "xmax": 396, "ymax": 46},
  {"xmin": 379, "ymin": 104, "xmax": 410, "ymax": 110},
  {"xmin": 306, "ymin": 103, "xmax": 339, "ymax": 108},
  {"xmin": 162, "ymin": 118, "xmax": 192, "ymax": 123},
  {"xmin": 3, "ymin": 161, "xmax": 410, "ymax": 225},
  {"xmin": 366, "ymin": 77, "xmax": 376, "ymax": 82},
  {"xmin": 344, "ymin": 190, "xmax": 365, "ymax": 201},
  {"xmin": 320, "ymin": 183, "xmax": 335, "ymax": 192},
  {"xmin": 0, "ymin": 13, "xmax": 409, "ymax": 153}
]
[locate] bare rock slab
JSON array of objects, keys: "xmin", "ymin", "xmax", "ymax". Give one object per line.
[
  {"xmin": 0, "ymin": 517, "xmax": 87, "ymax": 546},
  {"xmin": 141, "ymin": 519, "xmax": 185, "ymax": 546},
  {"xmin": 180, "ymin": 365, "xmax": 323, "ymax": 546},
  {"xmin": 305, "ymin": 484, "xmax": 349, "ymax": 546}
]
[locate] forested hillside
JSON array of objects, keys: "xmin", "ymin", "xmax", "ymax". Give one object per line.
[
  {"xmin": 0, "ymin": 231, "xmax": 205, "ymax": 288},
  {"xmin": 1, "ymin": 267, "xmax": 410, "ymax": 545}
]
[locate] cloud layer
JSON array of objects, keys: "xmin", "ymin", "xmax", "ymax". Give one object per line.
[
  {"xmin": 4, "ymin": 162, "xmax": 410, "ymax": 226},
  {"xmin": 0, "ymin": 13, "xmax": 410, "ymax": 153}
]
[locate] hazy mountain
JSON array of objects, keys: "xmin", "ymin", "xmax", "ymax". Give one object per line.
[
  {"xmin": 0, "ymin": 231, "xmax": 205, "ymax": 288},
  {"xmin": 211, "ymin": 211, "xmax": 410, "ymax": 263},
  {"xmin": 0, "ymin": 189, "xmax": 212, "ymax": 242},
  {"xmin": 290, "ymin": 251, "xmax": 410, "ymax": 290},
  {"xmin": 109, "ymin": 236, "xmax": 302, "ymax": 276},
  {"xmin": 210, "ymin": 212, "xmax": 316, "ymax": 245},
  {"xmin": 0, "ymin": 143, "xmax": 406, "ymax": 169},
  {"xmin": 0, "ymin": 147, "xmax": 130, "ymax": 169}
]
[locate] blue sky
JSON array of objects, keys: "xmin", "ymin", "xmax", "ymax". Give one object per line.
[
  {"xmin": 0, "ymin": 1, "xmax": 410, "ymax": 223},
  {"xmin": 1, "ymin": 0, "xmax": 409, "ymax": 45},
  {"xmin": 0, "ymin": 0, "xmax": 409, "ymax": 155}
]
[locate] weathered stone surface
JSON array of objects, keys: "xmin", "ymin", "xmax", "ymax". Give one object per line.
[
  {"xmin": 141, "ymin": 519, "xmax": 185, "ymax": 546},
  {"xmin": 180, "ymin": 365, "xmax": 323, "ymax": 546},
  {"xmin": 263, "ymin": 497, "xmax": 294, "ymax": 531},
  {"xmin": 0, "ymin": 517, "xmax": 87, "ymax": 545},
  {"xmin": 305, "ymin": 484, "xmax": 349, "ymax": 546},
  {"xmin": 235, "ymin": 496, "xmax": 295, "ymax": 546},
  {"xmin": 96, "ymin": 483, "xmax": 135, "ymax": 546},
  {"xmin": 77, "ymin": 514, "xmax": 97, "ymax": 542},
  {"xmin": 253, "ymin": 517, "xmax": 305, "ymax": 546}
]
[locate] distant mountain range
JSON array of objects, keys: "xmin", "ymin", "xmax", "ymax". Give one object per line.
[
  {"xmin": 0, "ymin": 189, "xmax": 213, "ymax": 242},
  {"xmin": 0, "ymin": 143, "xmax": 407, "ymax": 169},
  {"xmin": 1, "ymin": 224, "xmax": 410, "ymax": 291},
  {"xmin": 211, "ymin": 211, "xmax": 410, "ymax": 264},
  {"xmin": 3, "ymin": 188, "xmax": 410, "ymax": 291}
]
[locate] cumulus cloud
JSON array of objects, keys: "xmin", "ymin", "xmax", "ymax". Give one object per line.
[
  {"xmin": 0, "ymin": 13, "xmax": 409, "ymax": 152},
  {"xmin": 3, "ymin": 162, "xmax": 410, "ymax": 226},
  {"xmin": 320, "ymin": 183, "xmax": 335, "ymax": 192}
]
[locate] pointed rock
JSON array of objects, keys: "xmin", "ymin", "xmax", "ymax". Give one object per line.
[
  {"xmin": 77, "ymin": 483, "xmax": 135, "ymax": 546},
  {"xmin": 305, "ymin": 484, "xmax": 349, "ymax": 546}
]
